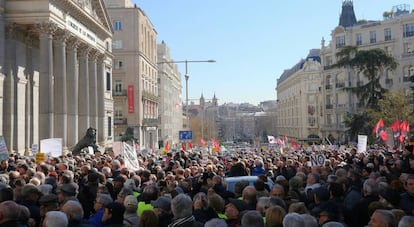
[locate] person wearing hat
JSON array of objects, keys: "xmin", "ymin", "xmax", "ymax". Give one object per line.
[
  {"xmin": 401, "ymin": 145, "xmax": 414, "ymax": 173},
  {"xmin": 225, "ymin": 198, "xmax": 248, "ymax": 227},
  {"xmin": 111, "ymin": 175, "xmax": 126, "ymax": 200},
  {"xmin": 151, "ymin": 196, "xmax": 173, "ymax": 227},
  {"xmin": 123, "ymin": 195, "xmax": 139, "ymax": 227},
  {"xmin": 57, "ymin": 183, "xmax": 78, "ymax": 205},
  {"xmin": 20, "ymin": 184, "xmax": 43, "ymax": 227},
  {"xmin": 39, "ymin": 194, "xmax": 59, "ymax": 224}
]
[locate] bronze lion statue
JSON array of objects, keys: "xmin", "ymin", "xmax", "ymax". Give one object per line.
[{"xmin": 72, "ymin": 127, "xmax": 99, "ymax": 155}]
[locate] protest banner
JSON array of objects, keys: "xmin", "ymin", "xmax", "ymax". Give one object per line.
[
  {"xmin": 40, "ymin": 138, "xmax": 63, "ymax": 157},
  {"xmin": 357, "ymin": 135, "xmax": 367, "ymax": 153},
  {"xmin": 123, "ymin": 142, "xmax": 139, "ymax": 171}
]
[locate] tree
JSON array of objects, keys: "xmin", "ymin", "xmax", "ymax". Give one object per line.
[
  {"xmin": 332, "ymin": 46, "xmax": 398, "ymax": 109},
  {"xmin": 366, "ymin": 90, "xmax": 414, "ymax": 140},
  {"xmin": 343, "ymin": 111, "xmax": 371, "ymax": 142}
]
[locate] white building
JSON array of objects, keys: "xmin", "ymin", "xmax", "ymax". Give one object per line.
[
  {"xmin": 276, "ymin": 49, "xmax": 323, "ymax": 143},
  {"xmin": 157, "ymin": 41, "xmax": 183, "ymax": 148},
  {"xmin": 104, "ymin": 0, "xmax": 158, "ymax": 150},
  {"xmin": 0, "ymin": 0, "xmax": 114, "ymax": 154}
]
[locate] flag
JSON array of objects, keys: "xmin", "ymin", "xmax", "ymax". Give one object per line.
[
  {"xmin": 211, "ymin": 137, "xmax": 221, "ymax": 152},
  {"xmin": 399, "ymin": 120, "xmax": 410, "ymax": 143},
  {"xmin": 390, "ymin": 119, "xmax": 400, "ymax": 140},
  {"xmin": 373, "ymin": 118, "xmax": 386, "ymax": 142},
  {"xmin": 267, "ymin": 135, "xmax": 276, "ymax": 144},
  {"xmin": 165, "ymin": 141, "xmax": 171, "ymax": 151},
  {"xmin": 200, "ymin": 138, "xmax": 207, "ymax": 146},
  {"xmin": 181, "ymin": 142, "xmax": 186, "ymax": 151},
  {"xmin": 189, "ymin": 142, "xmax": 193, "ymax": 149},
  {"xmin": 276, "ymin": 137, "xmax": 284, "ymax": 147}
]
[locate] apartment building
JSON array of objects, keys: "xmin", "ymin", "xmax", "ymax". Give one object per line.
[{"xmin": 104, "ymin": 0, "xmax": 158, "ymax": 149}]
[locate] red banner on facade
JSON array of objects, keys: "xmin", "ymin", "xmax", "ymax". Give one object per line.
[{"xmin": 127, "ymin": 85, "xmax": 134, "ymax": 113}]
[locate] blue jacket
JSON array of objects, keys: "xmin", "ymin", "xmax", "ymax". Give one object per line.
[
  {"xmin": 252, "ymin": 166, "xmax": 266, "ymax": 176},
  {"xmin": 88, "ymin": 209, "xmax": 104, "ymax": 227}
]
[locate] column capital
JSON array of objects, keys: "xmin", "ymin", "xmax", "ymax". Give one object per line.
[
  {"xmin": 97, "ymin": 53, "xmax": 106, "ymax": 64},
  {"xmin": 35, "ymin": 21, "xmax": 57, "ymax": 36},
  {"xmin": 54, "ymin": 30, "xmax": 70, "ymax": 43},
  {"xmin": 67, "ymin": 37, "xmax": 80, "ymax": 50},
  {"xmin": 88, "ymin": 49, "xmax": 99, "ymax": 60},
  {"xmin": 78, "ymin": 44, "xmax": 91, "ymax": 57},
  {"xmin": 5, "ymin": 23, "xmax": 17, "ymax": 40}
]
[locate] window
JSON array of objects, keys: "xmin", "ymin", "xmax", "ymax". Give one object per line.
[
  {"xmin": 336, "ymin": 36, "xmax": 345, "ymax": 48},
  {"xmin": 384, "ymin": 28, "xmax": 392, "ymax": 41},
  {"xmin": 114, "ymin": 60, "xmax": 123, "ymax": 69},
  {"xmin": 114, "ymin": 80, "xmax": 122, "ymax": 93},
  {"xmin": 114, "ymin": 21, "xmax": 122, "ymax": 31},
  {"xmin": 113, "ymin": 40, "xmax": 122, "ymax": 49},
  {"xmin": 370, "ymin": 31, "xmax": 376, "ymax": 43},
  {"xmin": 356, "ymin": 33, "xmax": 362, "ymax": 45},
  {"xmin": 404, "ymin": 23, "xmax": 414, "ymax": 37},
  {"xmin": 107, "ymin": 117, "xmax": 112, "ymax": 137},
  {"xmin": 106, "ymin": 72, "xmax": 111, "ymax": 91}
]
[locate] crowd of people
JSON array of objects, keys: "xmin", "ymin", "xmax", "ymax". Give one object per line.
[{"xmin": 0, "ymin": 142, "xmax": 414, "ymax": 227}]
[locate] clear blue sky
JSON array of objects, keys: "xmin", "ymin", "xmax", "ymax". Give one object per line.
[{"xmin": 133, "ymin": 0, "xmax": 398, "ymax": 105}]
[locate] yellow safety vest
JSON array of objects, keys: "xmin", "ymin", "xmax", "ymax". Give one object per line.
[{"xmin": 137, "ymin": 201, "xmax": 154, "ymax": 216}]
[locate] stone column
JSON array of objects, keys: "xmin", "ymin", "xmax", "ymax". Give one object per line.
[
  {"xmin": 25, "ymin": 35, "xmax": 34, "ymax": 154},
  {"xmin": 97, "ymin": 54, "xmax": 106, "ymax": 143},
  {"xmin": 78, "ymin": 45, "xmax": 90, "ymax": 135},
  {"xmin": 53, "ymin": 30, "xmax": 69, "ymax": 149},
  {"xmin": 37, "ymin": 22, "xmax": 56, "ymax": 140},
  {"xmin": 66, "ymin": 38, "xmax": 79, "ymax": 147},
  {"xmin": 0, "ymin": 4, "xmax": 5, "ymax": 135},
  {"xmin": 3, "ymin": 24, "xmax": 16, "ymax": 152},
  {"xmin": 88, "ymin": 49, "xmax": 98, "ymax": 130}
]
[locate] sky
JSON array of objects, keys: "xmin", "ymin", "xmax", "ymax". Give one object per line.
[{"xmin": 133, "ymin": 0, "xmax": 399, "ymax": 105}]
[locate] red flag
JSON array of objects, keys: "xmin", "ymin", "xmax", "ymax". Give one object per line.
[
  {"xmin": 390, "ymin": 119, "xmax": 400, "ymax": 140},
  {"xmin": 200, "ymin": 138, "xmax": 207, "ymax": 146},
  {"xmin": 211, "ymin": 137, "xmax": 221, "ymax": 151},
  {"xmin": 373, "ymin": 118, "xmax": 386, "ymax": 142},
  {"xmin": 189, "ymin": 142, "xmax": 193, "ymax": 149},
  {"xmin": 165, "ymin": 141, "xmax": 171, "ymax": 151},
  {"xmin": 399, "ymin": 120, "xmax": 410, "ymax": 143},
  {"xmin": 276, "ymin": 137, "xmax": 284, "ymax": 147},
  {"xmin": 181, "ymin": 142, "xmax": 186, "ymax": 151}
]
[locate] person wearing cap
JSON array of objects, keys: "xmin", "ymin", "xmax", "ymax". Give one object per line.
[
  {"xmin": 123, "ymin": 195, "xmax": 139, "ymax": 227},
  {"xmin": 57, "ymin": 183, "xmax": 78, "ymax": 205},
  {"xmin": 137, "ymin": 185, "xmax": 157, "ymax": 216},
  {"xmin": 39, "ymin": 194, "xmax": 59, "ymax": 225},
  {"xmin": 19, "ymin": 184, "xmax": 43, "ymax": 227},
  {"xmin": 225, "ymin": 198, "xmax": 248, "ymax": 227},
  {"xmin": 151, "ymin": 196, "xmax": 173, "ymax": 227}
]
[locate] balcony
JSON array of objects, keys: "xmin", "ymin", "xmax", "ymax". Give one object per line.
[
  {"xmin": 142, "ymin": 91, "xmax": 159, "ymax": 102},
  {"xmin": 403, "ymin": 76, "xmax": 412, "ymax": 82},
  {"xmin": 114, "ymin": 118, "xmax": 127, "ymax": 125},
  {"xmin": 326, "ymin": 104, "xmax": 334, "ymax": 109},
  {"xmin": 356, "ymin": 81, "xmax": 364, "ymax": 87},
  {"xmin": 336, "ymin": 104, "xmax": 347, "ymax": 108},
  {"xmin": 325, "ymin": 84, "xmax": 332, "ymax": 90},
  {"xmin": 142, "ymin": 118, "xmax": 160, "ymax": 127},
  {"xmin": 113, "ymin": 89, "xmax": 127, "ymax": 96},
  {"xmin": 336, "ymin": 82, "xmax": 345, "ymax": 88}
]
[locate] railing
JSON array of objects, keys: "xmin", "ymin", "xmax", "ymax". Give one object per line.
[
  {"xmin": 114, "ymin": 118, "xmax": 127, "ymax": 125},
  {"xmin": 357, "ymin": 81, "xmax": 364, "ymax": 87},
  {"xmin": 403, "ymin": 76, "xmax": 412, "ymax": 82},
  {"xmin": 336, "ymin": 82, "xmax": 345, "ymax": 88},
  {"xmin": 113, "ymin": 90, "xmax": 127, "ymax": 96},
  {"xmin": 142, "ymin": 91, "xmax": 159, "ymax": 102},
  {"xmin": 336, "ymin": 104, "xmax": 347, "ymax": 108},
  {"xmin": 326, "ymin": 104, "xmax": 334, "ymax": 109},
  {"xmin": 325, "ymin": 84, "xmax": 332, "ymax": 90}
]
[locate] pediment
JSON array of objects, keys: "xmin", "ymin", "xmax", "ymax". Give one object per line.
[{"xmin": 72, "ymin": 0, "xmax": 113, "ymax": 34}]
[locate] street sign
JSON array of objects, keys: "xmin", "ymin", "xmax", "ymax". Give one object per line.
[{"xmin": 179, "ymin": 130, "xmax": 193, "ymax": 141}]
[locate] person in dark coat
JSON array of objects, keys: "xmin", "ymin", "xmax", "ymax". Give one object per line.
[
  {"xmin": 0, "ymin": 201, "xmax": 21, "ymax": 227},
  {"xmin": 399, "ymin": 174, "xmax": 414, "ymax": 215},
  {"xmin": 101, "ymin": 202, "xmax": 125, "ymax": 227},
  {"xmin": 151, "ymin": 196, "xmax": 173, "ymax": 227}
]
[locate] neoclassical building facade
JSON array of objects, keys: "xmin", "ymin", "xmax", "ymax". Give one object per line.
[{"xmin": 0, "ymin": 0, "xmax": 114, "ymax": 154}]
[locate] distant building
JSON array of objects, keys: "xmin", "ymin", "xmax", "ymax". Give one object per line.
[
  {"xmin": 104, "ymin": 0, "xmax": 158, "ymax": 149},
  {"xmin": 276, "ymin": 1, "xmax": 414, "ymax": 144},
  {"xmin": 157, "ymin": 41, "xmax": 183, "ymax": 148},
  {"xmin": 276, "ymin": 49, "xmax": 323, "ymax": 143}
]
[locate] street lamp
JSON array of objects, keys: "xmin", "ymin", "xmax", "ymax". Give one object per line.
[{"xmin": 157, "ymin": 59, "xmax": 215, "ymax": 129}]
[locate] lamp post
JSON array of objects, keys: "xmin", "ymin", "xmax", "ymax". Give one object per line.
[{"xmin": 158, "ymin": 59, "xmax": 215, "ymax": 129}]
